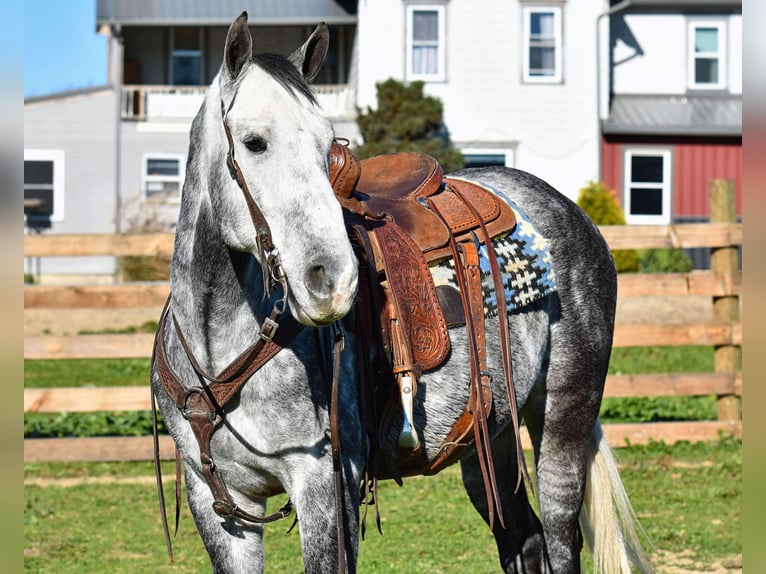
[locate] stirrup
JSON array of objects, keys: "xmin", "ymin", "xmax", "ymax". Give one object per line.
[{"xmin": 397, "ymin": 374, "xmax": 421, "ymax": 451}]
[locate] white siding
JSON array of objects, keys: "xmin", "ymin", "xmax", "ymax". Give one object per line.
[
  {"xmin": 356, "ymin": 0, "xmax": 605, "ymax": 199},
  {"xmin": 728, "ymin": 15, "xmax": 742, "ymax": 94},
  {"xmin": 611, "ymin": 13, "xmax": 742, "ymax": 96},
  {"xmin": 24, "ymin": 89, "xmax": 118, "ymax": 279}
]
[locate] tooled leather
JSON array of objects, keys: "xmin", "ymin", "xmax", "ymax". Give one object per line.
[
  {"xmin": 329, "ymin": 141, "xmax": 360, "ymax": 200},
  {"xmin": 328, "ymin": 152, "xmax": 517, "ymax": 264},
  {"xmin": 372, "ymin": 219, "xmax": 450, "ymax": 371},
  {"xmin": 355, "ymin": 152, "xmax": 443, "ymax": 200},
  {"xmin": 429, "ymin": 182, "xmax": 500, "ymax": 233},
  {"xmin": 423, "ymin": 178, "xmax": 517, "ymax": 263}
]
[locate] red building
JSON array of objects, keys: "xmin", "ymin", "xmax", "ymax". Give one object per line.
[{"xmin": 599, "ymin": 1, "xmax": 741, "ymax": 227}]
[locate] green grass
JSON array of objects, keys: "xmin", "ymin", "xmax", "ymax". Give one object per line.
[
  {"xmin": 24, "ymin": 438, "xmax": 742, "ymax": 573},
  {"xmin": 24, "ymin": 358, "xmax": 151, "ymax": 388},
  {"xmin": 600, "ymin": 345, "xmax": 718, "ymax": 423}
]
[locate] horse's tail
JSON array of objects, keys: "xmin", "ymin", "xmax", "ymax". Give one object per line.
[{"xmin": 579, "ymin": 420, "xmax": 655, "ymax": 574}]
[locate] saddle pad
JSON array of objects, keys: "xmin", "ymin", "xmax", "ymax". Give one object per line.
[{"xmin": 430, "ymin": 184, "xmax": 557, "ymax": 316}]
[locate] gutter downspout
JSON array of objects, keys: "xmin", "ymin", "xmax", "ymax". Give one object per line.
[
  {"xmin": 596, "ymin": 0, "xmax": 631, "ymax": 180},
  {"xmin": 111, "ymin": 23, "xmax": 124, "ymax": 282}
]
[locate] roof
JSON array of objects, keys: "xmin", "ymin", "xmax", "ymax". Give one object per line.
[
  {"xmin": 96, "ymin": 0, "xmax": 357, "ymax": 26},
  {"xmin": 25, "ymin": 85, "xmax": 113, "ymax": 105},
  {"xmin": 610, "ymin": 0, "xmax": 740, "ymax": 10},
  {"xmin": 602, "ymin": 94, "xmax": 742, "ymax": 137}
]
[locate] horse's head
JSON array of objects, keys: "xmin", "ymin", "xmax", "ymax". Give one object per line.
[{"xmin": 210, "ymin": 12, "xmax": 357, "ymax": 327}]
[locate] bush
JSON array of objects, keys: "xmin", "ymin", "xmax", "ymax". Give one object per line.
[
  {"xmin": 119, "ymin": 255, "xmax": 171, "ymax": 282},
  {"xmin": 117, "ymin": 213, "xmax": 171, "ymax": 281},
  {"xmin": 637, "ymin": 247, "xmax": 694, "ymax": 273},
  {"xmin": 576, "ymin": 181, "xmax": 640, "ymax": 272},
  {"xmin": 355, "ymin": 78, "xmax": 464, "ymax": 173}
]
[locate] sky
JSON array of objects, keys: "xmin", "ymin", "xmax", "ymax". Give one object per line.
[{"xmin": 24, "ymin": 0, "xmax": 108, "ymax": 98}]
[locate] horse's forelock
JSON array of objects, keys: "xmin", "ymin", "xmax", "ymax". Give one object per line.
[{"xmin": 253, "ymin": 53, "xmax": 317, "ymax": 105}]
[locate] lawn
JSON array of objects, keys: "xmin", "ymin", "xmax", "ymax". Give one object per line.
[
  {"xmin": 24, "ymin": 438, "xmax": 741, "ymax": 573},
  {"xmin": 24, "ymin": 345, "xmax": 741, "ymax": 571}
]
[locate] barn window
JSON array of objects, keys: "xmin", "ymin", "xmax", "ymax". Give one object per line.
[
  {"xmin": 143, "ymin": 154, "xmax": 184, "ymax": 201},
  {"xmin": 406, "ymin": 4, "xmax": 446, "ymax": 81},
  {"xmin": 522, "ymin": 6, "xmax": 563, "ymax": 83},
  {"xmin": 24, "ymin": 149, "xmax": 65, "ymax": 227},
  {"xmin": 623, "ymin": 148, "xmax": 672, "ymax": 225},
  {"xmin": 688, "ymin": 21, "xmax": 726, "ymax": 90}
]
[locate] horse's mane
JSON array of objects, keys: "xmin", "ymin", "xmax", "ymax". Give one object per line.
[{"xmin": 252, "ymin": 53, "xmax": 317, "ymax": 106}]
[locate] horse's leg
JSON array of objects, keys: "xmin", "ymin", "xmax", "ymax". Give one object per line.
[
  {"xmin": 289, "ymin": 455, "xmax": 362, "ymax": 574},
  {"xmin": 460, "ymin": 422, "xmax": 549, "ymax": 573},
  {"xmin": 183, "ymin": 467, "xmax": 267, "ymax": 574},
  {"xmin": 522, "ymin": 325, "xmax": 610, "ymax": 574}
]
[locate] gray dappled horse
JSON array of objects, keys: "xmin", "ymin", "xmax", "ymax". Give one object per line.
[{"xmin": 151, "ymin": 12, "xmax": 653, "ymax": 574}]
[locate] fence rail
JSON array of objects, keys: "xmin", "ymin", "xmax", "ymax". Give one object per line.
[{"xmin": 24, "ymin": 182, "xmax": 742, "ymax": 462}]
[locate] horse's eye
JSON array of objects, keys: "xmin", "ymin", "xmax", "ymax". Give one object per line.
[{"xmin": 244, "ymin": 136, "xmax": 268, "ymax": 154}]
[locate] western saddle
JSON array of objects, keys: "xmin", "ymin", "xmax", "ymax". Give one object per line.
[{"xmin": 329, "ymin": 141, "xmax": 527, "ymax": 529}]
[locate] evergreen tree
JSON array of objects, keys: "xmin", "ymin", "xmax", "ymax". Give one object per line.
[{"xmin": 355, "ymin": 78, "xmax": 464, "ymax": 173}]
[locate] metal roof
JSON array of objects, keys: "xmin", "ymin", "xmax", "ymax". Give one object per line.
[
  {"xmin": 610, "ymin": 0, "xmax": 740, "ymax": 9},
  {"xmin": 96, "ymin": 0, "xmax": 357, "ymax": 26},
  {"xmin": 602, "ymin": 94, "xmax": 742, "ymax": 137}
]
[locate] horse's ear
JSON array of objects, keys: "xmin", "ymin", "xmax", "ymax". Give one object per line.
[
  {"xmin": 288, "ymin": 23, "xmax": 329, "ymax": 83},
  {"xmin": 223, "ymin": 11, "xmax": 252, "ymax": 82}
]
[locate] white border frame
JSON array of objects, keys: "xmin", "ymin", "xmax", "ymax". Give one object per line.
[
  {"xmin": 623, "ymin": 148, "xmax": 672, "ymax": 225},
  {"xmin": 24, "ymin": 149, "xmax": 65, "ymax": 222},
  {"xmin": 142, "ymin": 153, "xmax": 185, "ymax": 202},
  {"xmin": 522, "ymin": 5, "xmax": 563, "ymax": 84},
  {"xmin": 405, "ymin": 3, "xmax": 447, "ymax": 82},
  {"xmin": 687, "ymin": 20, "xmax": 727, "ymax": 91}
]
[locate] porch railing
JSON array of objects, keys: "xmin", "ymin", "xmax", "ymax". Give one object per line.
[{"xmin": 121, "ymin": 84, "xmax": 357, "ymax": 122}]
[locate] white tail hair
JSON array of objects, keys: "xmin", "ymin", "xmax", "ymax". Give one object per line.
[{"xmin": 579, "ymin": 420, "xmax": 655, "ymax": 574}]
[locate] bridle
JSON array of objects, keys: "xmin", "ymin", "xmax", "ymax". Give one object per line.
[
  {"xmin": 221, "ymin": 90, "xmax": 288, "ymax": 302},
  {"xmin": 151, "ymin": 89, "xmax": 307, "ymax": 559}
]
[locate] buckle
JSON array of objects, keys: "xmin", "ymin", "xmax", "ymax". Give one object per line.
[
  {"xmin": 260, "ymin": 316, "xmax": 280, "ymax": 343},
  {"xmin": 212, "ymin": 500, "xmax": 237, "ymax": 519}
]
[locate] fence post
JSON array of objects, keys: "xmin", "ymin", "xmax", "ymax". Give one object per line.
[{"xmin": 710, "ymin": 179, "xmax": 741, "ymax": 421}]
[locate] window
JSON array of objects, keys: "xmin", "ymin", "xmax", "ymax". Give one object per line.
[
  {"xmin": 461, "ymin": 148, "xmax": 514, "ymax": 169},
  {"xmin": 688, "ymin": 21, "xmax": 726, "ymax": 90},
  {"xmin": 172, "ymin": 27, "xmax": 202, "ymax": 85},
  {"xmin": 406, "ymin": 4, "xmax": 446, "ymax": 81},
  {"xmin": 143, "ymin": 154, "xmax": 184, "ymax": 201},
  {"xmin": 24, "ymin": 149, "xmax": 65, "ymax": 225},
  {"xmin": 522, "ymin": 6, "xmax": 562, "ymax": 83},
  {"xmin": 623, "ymin": 149, "xmax": 672, "ymax": 225}
]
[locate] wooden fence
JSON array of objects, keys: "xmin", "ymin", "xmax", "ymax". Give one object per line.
[{"xmin": 23, "ymin": 181, "xmax": 742, "ymax": 462}]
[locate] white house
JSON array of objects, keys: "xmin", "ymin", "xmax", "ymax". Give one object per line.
[{"xmin": 356, "ymin": 0, "xmax": 607, "ymax": 197}]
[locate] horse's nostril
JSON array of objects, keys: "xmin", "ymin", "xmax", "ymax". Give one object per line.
[{"xmin": 306, "ymin": 264, "xmax": 330, "ymax": 298}]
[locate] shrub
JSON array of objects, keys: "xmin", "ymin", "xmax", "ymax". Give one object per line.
[
  {"xmin": 355, "ymin": 78, "xmax": 464, "ymax": 173},
  {"xmin": 576, "ymin": 181, "xmax": 640, "ymax": 273},
  {"xmin": 637, "ymin": 247, "xmax": 694, "ymax": 273},
  {"xmin": 117, "ymin": 213, "xmax": 171, "ymax": 282}
]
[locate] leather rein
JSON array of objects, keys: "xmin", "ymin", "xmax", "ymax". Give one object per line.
[{"xmin": 151, "ymin": 91, "xmax": 306, "ymax": 560}]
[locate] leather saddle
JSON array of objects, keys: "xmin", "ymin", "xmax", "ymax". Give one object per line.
[
  {"xmin": 332, "ymin": 146, "xmax": 516, "ymax": 264},
  {"xmin": 329, "ymin": 141, "xmax": 522, "ymax": 490}
]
